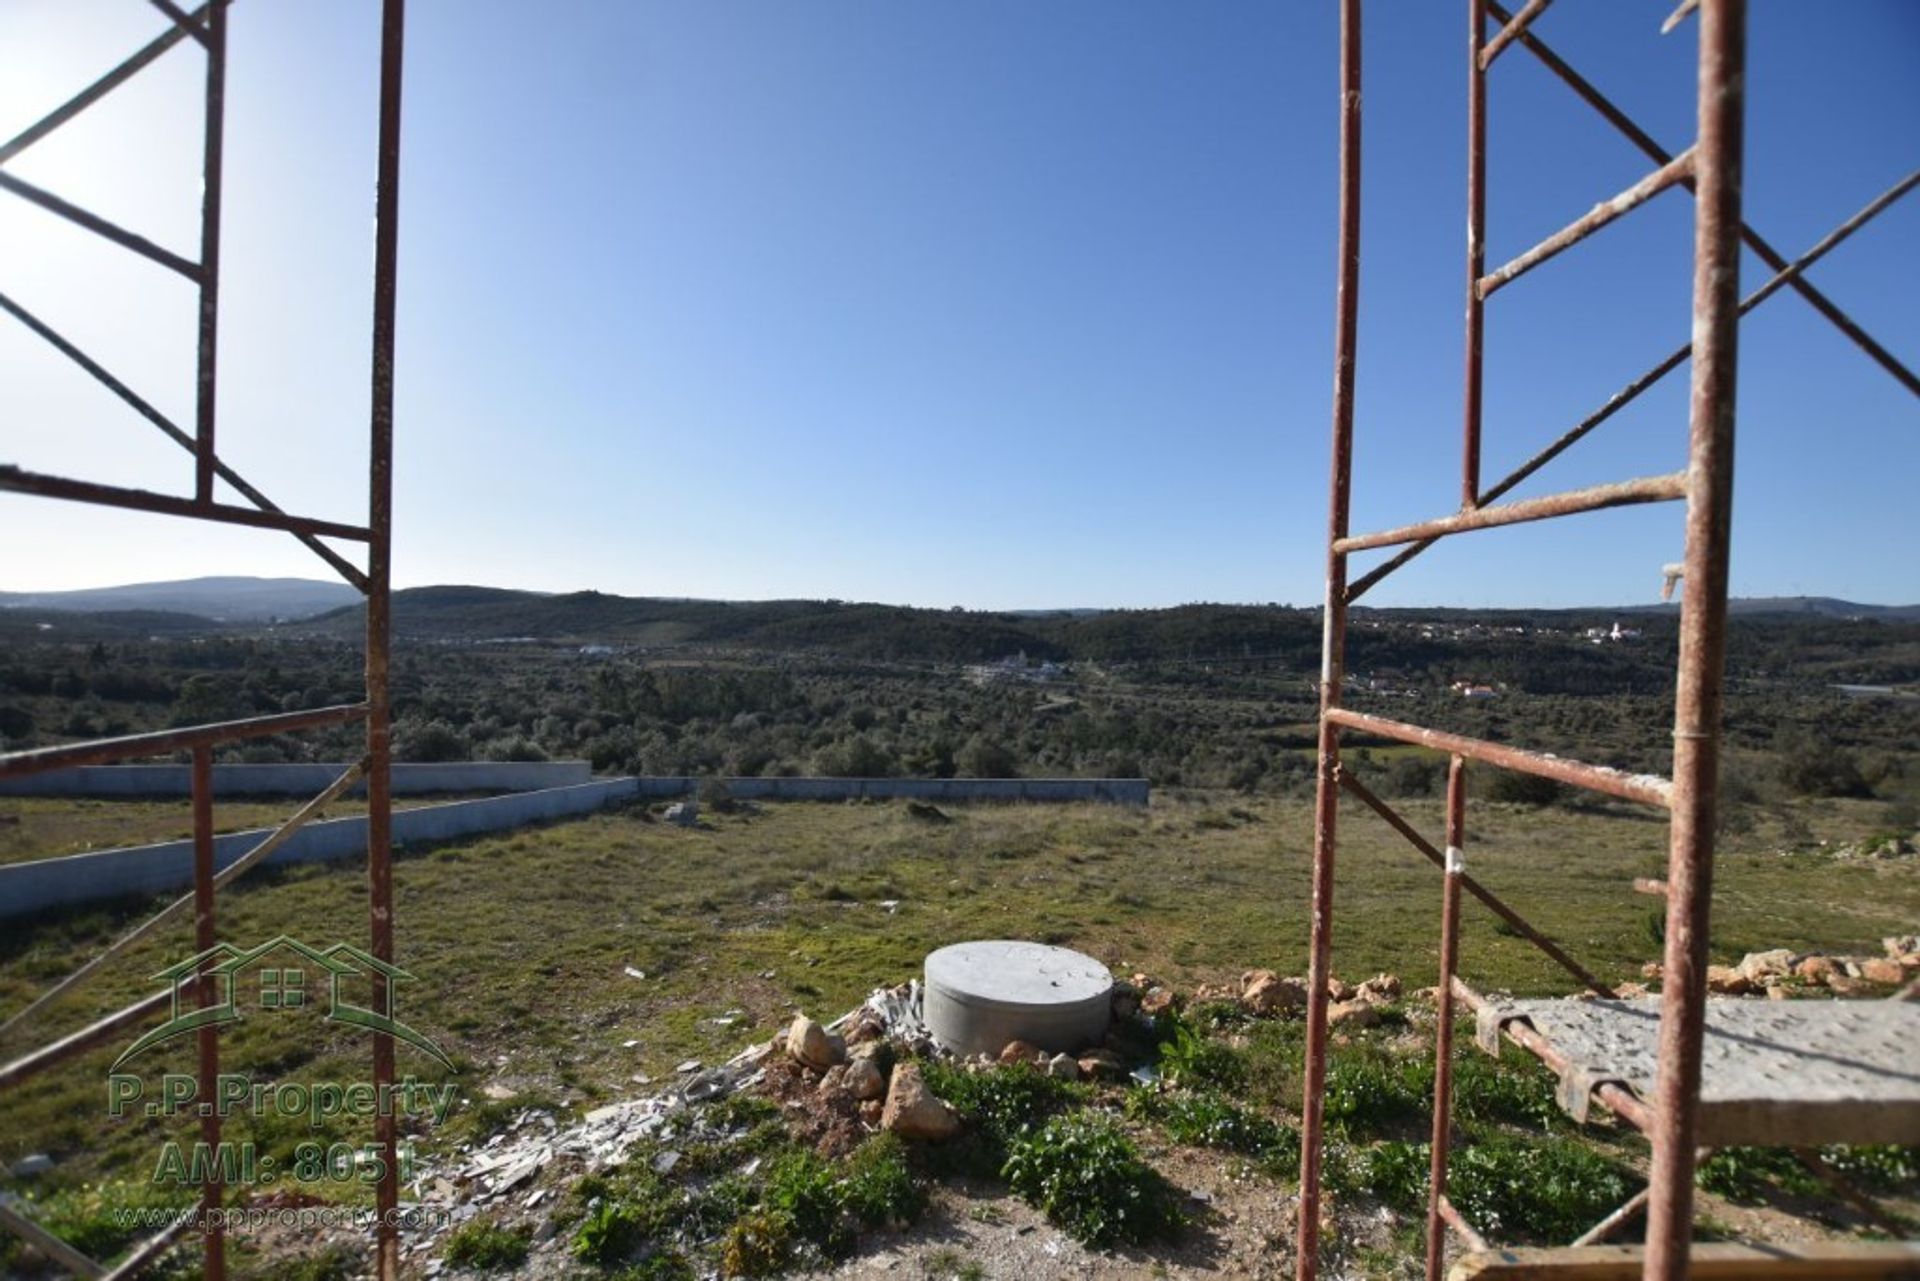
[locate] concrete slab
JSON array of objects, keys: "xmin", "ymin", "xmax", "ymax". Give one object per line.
[{"xmin": 1486, "ymin": 996, "xmax": 1920, "ymax": 1146}]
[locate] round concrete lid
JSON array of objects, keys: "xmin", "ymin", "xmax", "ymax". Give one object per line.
[{"xmin": 924, "ymin": 940, "xmax": 1113, "ymax": 1013}]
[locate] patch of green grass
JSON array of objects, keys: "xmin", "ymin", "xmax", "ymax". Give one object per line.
[
  {"xmin": 1340, "ymin": 1136, "xmax": 1640, "ymax": 1244},
  {"xmin": 921, "ymin": 1060, "xmax": 1089, "ymax": 1160},
  {"xmin": 441, "ymin": 1217, "xmax": 530, "ymax": 1270},
  {"xmin": 3, "ymin": 1180, "xmax": 191, "ymax": 1265},
  {"xmin": 1694, "ymin": 1146, "xmax": 1881, "ymax": 1203},
  {"xmin": 3, "ymin": 793, "xmax": 1916, "ymax": 1211},
  {"xmin": 1240, "ymin": 1019, "xmax": 1308, "ymax": 1110},
  {"xmin": 922, "ymin": 1246, "xmax": 987, "ymax": 1280},
  {"xmin": 1002, "ymin": 1111, "xmax": 1185, "ymax": 1248},
  {"xmin": 1454, "ymin": 1046, "xmax": 1564, "ymax": 1133},
  {"xmin": 1819, "ymin": 1145, "xmax": 1920, "ymax": 1195},
  {"xmin": 1323, "ymin": 1049, "xmax": 1431, "ymax": 1138},
  {"xmin": 1126, "ymin": 1086, "xmax": 1300, "ymax": 1171},
  {"xmin": 256, "ymin": 1244, "xmax": 362, "ymax": 1281},
  {"xmin": 840, "ymin": 1132, "xmax": 928, "ymax": 1226},
  {"xmin": 611, "ymin": 1252, "xmax": 698, "ymax": 1281}
]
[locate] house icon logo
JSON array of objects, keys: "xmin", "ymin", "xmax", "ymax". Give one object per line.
[{"xmin": 113, "ymin": 935, "xmax": 453, "ymax": 1070}]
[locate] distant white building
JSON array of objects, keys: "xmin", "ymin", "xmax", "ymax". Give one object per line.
[
  {"xmin": 967, "ymin": 651, "xmax": 1063, "ymax": 686},
  {"xmin": 1585, "ymin": 621, "xmax": 1642, "ymax": 644}
]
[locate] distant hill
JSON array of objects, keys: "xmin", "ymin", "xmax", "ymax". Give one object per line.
[
  {"xmin": 6, "ymin": 576, "xmax": 1915, "ymax": 664},
  {"xmin": 1619, "ymin": 596, "xmax": 1920, "ymax": 623},
  {"xmin": 0, "ymin": 576, "xmax": 359, "ymax": 622},
  {"xmin": 301, "ymin": 587, "xmax": 1077, "ymax": 661},
  {"xmin": 1725, "ymin": 596, "xmax": 1920, "ymax": 621},
  {"xmin": 0, "ymin": 608, "xmax": 234, "ymax": 640}
]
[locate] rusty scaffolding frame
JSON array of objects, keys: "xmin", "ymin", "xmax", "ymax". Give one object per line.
[
  {"xmin": 0, "ymin": 2, "xmax": 407, "ymax": 1278},
  {"xmin": 1297, "ymin": 2, "xmax": 1918, "ymax": 1280}
]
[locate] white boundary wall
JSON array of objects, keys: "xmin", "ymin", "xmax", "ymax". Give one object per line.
[
  {"xmin": 0, "ymin": 777, "xmax": 1146, "ymax": 918},
  {"xmin": 0, "ymin": 761, "xmax": 592, "ymax": 797}
]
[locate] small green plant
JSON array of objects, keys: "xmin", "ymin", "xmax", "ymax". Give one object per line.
[
  {"xmin": 922, "ymin": 1246, "xmax": 986, "ymax": 1280},
  {"xmin": 442, "ymin": 1217, "xmax": 531, "ymax": 1270},
  {"xmin": 1819, "ymin": 1145, "xmax": 1920, "ymax": 1194},
  {"xmin": 709, "ymin": 1091, "xmax": 782, "ymax": 1132},
  {"xmin": 1240, "ymin": 1019, "xmax": 1308, "ymax": 1109},
  {"xmin": 573, "ymin": 1199, "xmax": 652, "ymax": 1267},
  {"xmin": 756, "ymin": 1134, "xmax": 926, "ymax": 1261},
  {"xmin": 1186, "ymin": 997, "xmax": 1251, "ymax": 1032},
  {"xmin": 841, "ymin": 1133, "xmax": 927, "ymax": 1227},
  {"xmin": 13, "ymin": 1181, "xmax": 191, "ymax": 1264},
  {"xmin": 615, "ymin": 1252, "xmax": 698, "ymax": 1280},
  {"xmin": 1343, "ymin": 1138, "xmax": 1430, "ymax": 1210},
  {"xmin": 1002, "ymin": 1111, "xmax": 1184, "ymax": 1247},
  {"xmin": 719, "ymin": 1209, "xmax": 796, "ymax": 1277},
  {"xmin": 1126, "ymin": 1086, "xmax": 1299, "ymax": 1168},
  {"xmin": 273, "ymin": 1246, "xmax": 362, "ymax": 1281},
  {"xmin": 922, "ymin": 1059, "xmax": 1088, "ymax": 1156},
  {"xmin": 1156, "ymin": 1016, "xmax": 1246, "ymax": 1090},
  {"xmin": 1323, "ymin": 1051, "xmax": 1430, "ymax": 1136},
  {"xmin": 1696, "ymin": 1146, "xmax": 1823, "ymax": 1202},
  {"xmin": 1449, "ymin": 1136, "xmax": 1638, "ymax": 1242},
  {"xmin": 1453, "ymin": 1049, "xmax": 1563, "ymax": 1132},
  {"xmin": 1348, "ymin": 1137, "xmax": 1639, "ymax": 1243},
  {"xmin": 762, "ymin": 1148, "xmax": 854, "ymax": 1258}
]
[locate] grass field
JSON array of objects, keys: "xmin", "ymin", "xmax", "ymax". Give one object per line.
[{"xmin": 0, "ymin": 789, "xmax": 1914, "ymax": 1272}]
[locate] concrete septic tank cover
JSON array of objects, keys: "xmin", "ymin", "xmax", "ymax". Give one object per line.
[{"xmin": 924, "ymin": 940, "xmax": 1113, "ymax": 1058}]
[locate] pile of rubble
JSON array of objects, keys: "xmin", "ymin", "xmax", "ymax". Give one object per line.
[
  {"xmin": 1184, "ymin": 967, "xmax": 1403, "ymax": 1028},
  {"xmin": 1646, "ymin": 935, "xmax": 1920, "ymax": 998},
  {"xmin": 1818, "ymin": 832, "xmax": 1917, "ymax": 861},
  {"xmin": 388, "ymin": 965, "xmax": 1407, "ymax": 1267}
]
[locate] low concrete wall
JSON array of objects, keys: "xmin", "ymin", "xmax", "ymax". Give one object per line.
[
  {"xmin": 0, "ymin": 775, "xmax": 1147, "ymax": 919},
  {"xmin": 0, "ymin": 761, "xmax": 593, "ymax": 798},
  {"xmin": 0, "ymin": 779, "xmax": 643, "ymax": 919}
]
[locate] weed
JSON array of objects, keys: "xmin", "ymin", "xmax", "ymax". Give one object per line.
[
  {"xmin": 1450, "ymin": 1136, "xmax": 1639, "ymax": 1242},
  {"xmin": 1453, "ymin": 1048, "xmax": 1562, "ymax": 1132},
  {"xmin": 1345, "ymin": 1137, "xmax": 1639, "ymax": 1244},
  {"xmin": 10, "ymin": 1181, "xmax": 191, "ymax": 1264},
  {"xmin": 441, "ymin": 1217, "xmax": 531, "ymax": 1270},
  {"xmin": 1240, "ymin": 1019, "xmax": 1307, "ymax": 1109},
  {"xmin": 573, "ymin": 1199, "xmax": 653, "ymax": 1267},
  {"xmin": 922, "ymin": 1246, "xmax": 985, "ymax": 1280},
  {"xmin": 1156, "ymin": 1016, "xmax": 1247, "ymax": 1090},
  {"xmin": 841, "ymin": 1132, "xmax": 927, "ymax": 1226},
  {"xmin": 708, "ymin": 1091, "xmax": 782, "ymax": 1133},
  {"xmin": 1323, "ymin": 1051, "xmax": 1430, "ymax": 1136},
  {"xmin": 718, "ymin": 1209, "xmax": 796, "ymax": 1277},
  {"xmin": 762, "ymin": 1148, "xmax": 854, "ymax": 1258},
  {"xmin": 1126, "ymin": 1086, "xmax": 1299, "ymax": 1169},
  {"xmin": 612, "ymin": 1253, "xmax": 697, "ymax": 1280},
  {"xmin": 264, "ymin": 1245, "xmax": 362, "ymax": 1281},
  {"xmin": 1002, "ymin": 1111, "xmax": 1184, "ymax": 1248},
  {"xmin": 922, "ymin": 1060, "xmax": 1088, "ymax": 1157},
  {"xmin": 1186, "ymin": 997, "xmax": 1251, "ymax": 1032},
  {"xmin": 1819, "ymin": 1145, "xmax": 1920, "ymax": 1195},
  {"xmin": 1696, "ymin": 1147, "xmax": 1823, "ymax": 1202}
]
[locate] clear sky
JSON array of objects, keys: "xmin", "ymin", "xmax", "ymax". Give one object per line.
[{"xmin": 2, "ymin": 1, "xmax": 1915, "ymax": 609}]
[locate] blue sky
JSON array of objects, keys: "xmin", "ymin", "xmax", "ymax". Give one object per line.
[{"xmin": 1, "ymin": 1, "xmax": 1915, "ymax": 609}]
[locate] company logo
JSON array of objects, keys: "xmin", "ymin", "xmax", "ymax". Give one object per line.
[{"xmin": 113, "ymin": 934, "xmax": 453, "ymax": 1070}]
